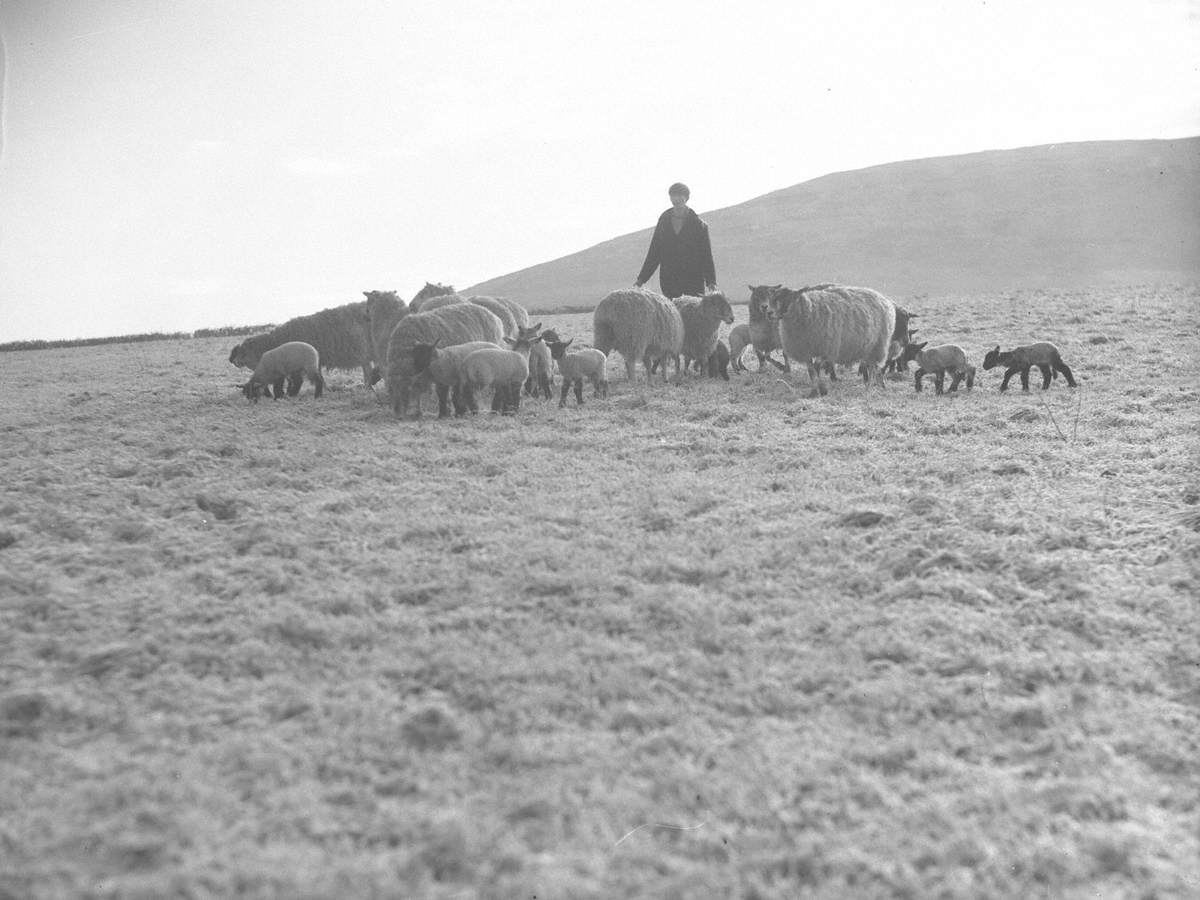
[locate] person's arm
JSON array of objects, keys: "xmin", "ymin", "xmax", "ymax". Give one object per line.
[
  {"xmin": 700, "ymin": 221, "xmax": 716, "ymax": 289},
  {"xmin": 636, "ymin": 218, "xmax": 666, "ymax": 287}
]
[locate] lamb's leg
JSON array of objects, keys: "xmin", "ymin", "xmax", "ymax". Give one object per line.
[
  {"xmin": 1000, "ymin": 367, "xmax": 1017, "ymax": 392},
  {"xmin": 1056, "ymin": 360, "xmax": 1077, "ymax": 387},
  {"xmin": 1037, "ymin": 364, "xmax": 1052, "ymax": 389},
  {"xmin": 934, "ymin": 371, "xmax": 946, "ymax": 395},
  {"xmin": 272, "ymin": 377, "xmax": 285, "ymax": 400},
  {"xmin": 311, "ymin": 371, "xmax": 325, "ymax": 399},
  {"xmin": 965, "ymin": 366, "xmax": 976, "ymax": 390},
  {"xmin": 574, "ymin": 377, "xmax": 584, "ymax": 406},
  {"xmin": 947, "ymin": 371, "xmax": 964, "ymax": 393},
  {"xmin": 558, "ymin": 381, "xmax": 571, "ymax": 408},
  {"xmin": 491, "ymin": 385, "xmax": 505, "ymax": 413},
  {"xmin": 436, "ymin": 384, "xmax": 451, "ymax": 418},
  {"xmin": 914, "ymin": 368, "xmax": 926, "ymax": 392}
]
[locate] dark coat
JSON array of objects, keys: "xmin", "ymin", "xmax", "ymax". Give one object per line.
[{"xmin": 636, "ymin": 207, "xmax": 716, "ymax": 299}]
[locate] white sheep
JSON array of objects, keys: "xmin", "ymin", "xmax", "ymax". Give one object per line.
[
  {"xmin": 241, "ymin": 341, "xmax": 324, "ymax": 402},
  {"xmin": 765, "ymin": 284, "xmax": 896, "ymax": 396},
  {"xmin": 524, "ymin": 338, "xmax": 554, "ymax": 399},
  {"xmin": 592, "ymin": 287, "xmax": 684, "ymax": 382},
  {"xmin": 898, "ymin": 341, "xmax": 976, "ymax": 394},
  {"xmin": 458, "ymin": 326, "xmax": 540, "ymax": 415},
  {"xmin": 982, "ymin": 342, "xmax": 1077, "ymax": 391},
  {"xmin": 409, "ymin": 339, "xmax": 503, "ymax": 417},
  {"xmin": 385, "ymin": 303, "xmax": 505, "ymax": 418},
  {"xmin": 362, "ymin": 290, "xmax": 409, "ymax": 385},
  {"xmin": 747, "ymin": 284, "xmax": 790, "ymax": 372},
  {"xmin": 543, "ymin": 338, "xmax": 608, "ymax": 407},
  {"xmin": 673, "ymin": 290, "xmax": 735, "ymax": 375},
  {"xmin": 728, "ymin": 323, "xmax": 754, "ymax": 373}
]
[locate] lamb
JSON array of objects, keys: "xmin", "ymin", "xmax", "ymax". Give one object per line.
[
  {"xmin": 241, "ymin": 341, "xmax": 324, "ymax": 402},
  {"xmin": 672, "ymin": 290, "xmax": 735, "ymax": 375},
  {"xmin": 707, "ymin": 340, "xmax": 730, "ymax": 381},
  {"xmin": 982, "ymin": 342, "xmax": 1077, "ymax": 391},
  {"xmin": 592, "ymin": 287, "xmax": 684, "ymax": 382},
  {"xmin": 385, "ymin": 303, "xmax": 506, "ymax": 418},
  {"xmin": 362, "ymin": 290, "xmax": 409, "ymax": 385},
  {"xmin": 728, "ymin": 323, "xmax": 753, "ymax": 373},
  {"xmin": 747, "ymin": 284, "xmax": 790, "ymax": 372},
  {"xmin": 898, "ymin": 341, "xmax": 975, "ymax": 394},
  {"xmin": 543, "ymin": 338, "xmax": 609, "ymax": 407},
  {"xmin": 459, "ymin": 325, "xmax": 541, "ymax": 415},
  {"xmin": 524, "ymin": 336, "xmax": 554, "ymax": 399},
  {"xmin": 882, "ymin": 304, "xmax": 918, "ymax": 374},
  {"xmin": 765, "ymin": 284, "xmax": 896, "ymax": 396},
  {"xmin": 409, "ymin": 339, "xmax": 503, "ymax": 417},
  {"xmin": 229, "ymin": 300, "xmax": 374, "ymax": 385}
]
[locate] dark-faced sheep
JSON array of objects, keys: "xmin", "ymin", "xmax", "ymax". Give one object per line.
[
  {"xmin": 765, "ymin": 284, "xmax": 896, "ymax": 396},
  {"xmin": 385, "ymin": 303, "xmax": 506, "ymax": 418},
  {"xmin": 899, "ymin": 342, "xmax": 975, "ymax": 394},
  {"xmin": 672, "ymin": 290, "xmax": 735, "ymax": 375},
  {"xmin": 229, "ymin": 301, "xmax": 374, "ymax": 385},
  {"xmin": 362, "ymin": 290, "xmax": 409, "ymax": 386},
  {"xmin": 982, "ymin": 342, "xmax": 1077, "ymax": 391},
  {"xmin": 241, "ymin": 341, "xmax": 324, "ymax": 402},
  {"xmin": 747, "ymin": 284, "xmax": 790, "ymax": 372},
  {"xmin": 544, "ymin": 338, "xmax": 609, "ymax": 407},
  {"xmin": 593, "ymin": 287, "xmax": 684, "ymax": 382}
]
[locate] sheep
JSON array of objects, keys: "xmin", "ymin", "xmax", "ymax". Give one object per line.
[
  {"xmin": 747, "ymin": 284, "xmax": 790, "ymax": 372},
  {"xmin": 467, "ymin": 295, "xmax": 530, "ymax": 340},
  {"xmin": 898, "ymin": 341, "xmax": 975, "ymax": 394},
  {"xmin": 672, "ymin": 290, "xmax": 735, "ymax": 375},
  {"xmin": 362, "ymin": 290, "xmax": 409, "ymax": 385},
  {"xmin": 385, "ymin": 303, "xmax": 506, "ymax": 418},
  {"xmin": 458, "ymin": 325, "xmax": 541, "ymax": 415},
  {"xmin": 229, "ymin": 301, "xmax": 374, "ymax": 385},
  {"xmin": 409, "ymin": 339, "xmax": 503, "ymax": 417},
  {"xmin": 982, "ymin": 342, "xmax": 1077, "ymax": 391},
  {"xmin": 728, "ymin": 323, "xmax": 753, "ymax": 373},
  {"xmin": 524, "ymin": 336, "xmax": 554, "ymax": 399},
  {"xmin": 765, "ymin": 284, "xmax": 896, "ymax": 396},
  {"xmin": 543, "ymin": 338, "xmax": 609, "ymax": 407},
  {"xmin": 241, "ymin": 341, "xmax": 324, "ymax": 402},
  {"xmin": 409, "ymin": 281, "xmax": 456, "ymax": 312},
  {"xmin": 881, "ymin": 304, "xmax": 918, "ymax": 374},
  {"xmin": 592, "ymin": 287, "xmax": 684, "ymax": 382}
]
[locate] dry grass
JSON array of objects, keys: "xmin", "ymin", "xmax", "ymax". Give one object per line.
[{"xmin": 1, "ymin": 285, "xmax": 1197, "ymax": 899}]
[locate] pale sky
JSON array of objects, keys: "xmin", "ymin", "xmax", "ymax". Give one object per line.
[{"xmin": 1, "ymin": 0, "xmax": 1198, "ymax": 341}]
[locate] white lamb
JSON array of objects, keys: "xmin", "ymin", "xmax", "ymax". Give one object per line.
[
  {"xmin": 459, "ymin": 326, "xmax": 540, "ymax": 414},
  {"xmin": 898, "ymin": 341, "xmax": 976, "ymax": 394},
  {"xmin": 543, "ymin": 338, "xmax": 608, "ymax": 407},
  {"xmin": 241, "ymin": 341, "xmax": 324, "ymax": 402},
  {"xmin": 409, "ymin": 339, "xmax": 503, "ymax": 417}
]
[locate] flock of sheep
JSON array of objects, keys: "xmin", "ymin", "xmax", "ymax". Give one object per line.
[{"xmin": 228, "ymin": 281, "xmax": 1077, "ymax": 416}]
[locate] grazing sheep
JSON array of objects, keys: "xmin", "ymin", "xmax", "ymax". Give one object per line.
[
  {"xmin": 593, "ymin": 287, "xmax": 684, "ymax": 382},
  {"xmin": 544, "ymin": 338, "xmax": 609, "ymax": 407},
  {"xmin": 672, "ymin": 290, "xmax": 735, "ymax": 375},
  {"xmin": 241, "ymin": 341, "xmax": 324, "ymax": 402},
  {"xmin": 409, "ymin": 282, "xmax": 456, "ymax": 312},
  {"xmin": 728, "ymin": 323, "xmax": 754, "ymax": 373},
  {"xmin": 459, "ymin": 326, "xmax": 540, "ymax": 414},
  {"xmin": 362, "ymin": 290, "xmax": 409, "ymax": 385},
  {"xmin": 707, "ymin": 340, "xmax": 730, "ymax": 381},
  {"xmin": 524, "ymin": 337, "xmax": 554, "ymax": 399},
  {"xmin": 982, "ymin": 342, "xmax": 1077, "ymax": 391},
  {"xmin": 765, "ymin": 284, "xmax": 896, "ymax": 396},
  {"xmin": 747, "ymin": 284, "xmax": 790, "ymax": 372},
  {"xmin": 410, "ymin": 339, "xmax": 503, "ymax": 417},
  {"xmin": 229, "ymin": 301, "xmax": 373, "ymax": 385},
  {"xmin": 899, "ymin": 341, "xmax": 975, "ymax": 394},
  {"xmin": 385, "ymin": 303, "xmax": 506, "ymax": 418}
]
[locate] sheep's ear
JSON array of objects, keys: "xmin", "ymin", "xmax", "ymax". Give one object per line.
[
  {"xmin": 917, "ymin": 341, "xmax": 928, "ymax": 350},
  {"xmin": 564, "ymin": 338, "xmax": 573, "ymax": 349},
  {"xmin": 530, "ymin": 322, "xmax": 541, "ymax": 332},
  {"xmin": 503, "ymin": 336, "xmax": 516, "ymax": 346}
]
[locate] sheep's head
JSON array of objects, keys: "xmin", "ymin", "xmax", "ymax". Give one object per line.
[
  {"xmin": 241, "ymin": 379, "xmax": 267, "ymax": 402},
  {"xmin": 898, "ymin": 341, "xmax": 928, "ymax": 368},
  {"xmin": 982, "ymin": 346, "xmax": 1003, "ymax": 370},
  {"xmin": 703, "ymin": 291, "xmax": 735, "ymax": 325},
  {"xmin": 748, "ymin": 284, "xmax": 781, "ymax": 319},
  {"xmin": 540, "ymin": 328, "xmax": 563, "ymax": 344},
  {"xmin": 765, "ymin": 288, "xmax": 796, "ymax": 320},
  {"xmin": 412, "ymin": 281, "xmax": 455, "ymax": 303},
  {"xmin": 543, "ymin": 338, "xmax": 573, "ymax": 360},
  {"xmin": 410, "ymin": 339, "xmax": 441, "ymax": 374}
]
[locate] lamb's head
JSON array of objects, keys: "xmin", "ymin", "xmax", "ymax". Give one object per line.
[
  {"xmin": 543, "ymin": 338, "xmax": 573, "ymax": 361},
  {"xmin": 505, "ymin": 323, "xmax": 542, "ymax": 354},
  {"xmin": 898, "ymin": 341, "xmax": 928, "ymax": 368},
  {"xmin": 241, "ymin": 379, "xmax": 267, "ymax": 403},
  {"xmin": 410, "ymin": 339, "xmax": 442, "ymax": 374},
  {"xmin": 765, "ymin": 287, "xmax": 798, "ymax": 320},
  {"xmin": 540, "ymin": 328, "xmax": 564, "ymax": 344},
  {"xmin": 982, "ymin": 346, "xmax": 1003, "ymax": 370},
  {"xmin": 702, "ymin": 290, "xmax": 735, "ymax": 325},
  {"xmin": 748, "ymin": 284, "xmax": 781, "ymax": 319}
]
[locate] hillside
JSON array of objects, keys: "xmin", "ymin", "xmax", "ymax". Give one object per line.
[{"xmin": 466, "ymin": 137, "xmax": 1200, "ymax": 307}]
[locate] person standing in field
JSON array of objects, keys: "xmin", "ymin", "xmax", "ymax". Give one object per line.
[{"xmin": 634, "ymin": 182, "xmax": 717, "ymax": 299}]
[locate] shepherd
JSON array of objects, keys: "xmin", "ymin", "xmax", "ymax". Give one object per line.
[{"xmin": 634, "ymin": 182, "xmax": 717, "ymax": 299}]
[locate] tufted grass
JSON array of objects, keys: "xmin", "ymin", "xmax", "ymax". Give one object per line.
[{"xmin": 1, "ymin": 284, "xmax": 1197, "ymax": 898}]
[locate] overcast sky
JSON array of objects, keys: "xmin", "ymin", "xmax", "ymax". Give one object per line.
[{"xmin": 1, "ymin": 0, "xmax": 1198, "ymax": 341}]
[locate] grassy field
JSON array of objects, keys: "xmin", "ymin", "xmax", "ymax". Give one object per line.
[{"xmin": 1, "ymin": 284, "xmax": 1197, "ymax": 899}]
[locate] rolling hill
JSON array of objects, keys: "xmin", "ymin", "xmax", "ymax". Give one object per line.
[{"xmin": 466, "ymin": 137, "xmax": 1200, "ymax": 307}]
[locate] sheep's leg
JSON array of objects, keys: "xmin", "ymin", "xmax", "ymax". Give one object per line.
[
  {"xmin": 947, "ymin": 371, "xmax": 964, "ymax": 393},
  {"xmin": 271, "ymin": 377, "xmax": 285, "ymax": 400},
  {"xmin": 965, "ymin": 366, "xmax": 976, "ymax": 390},
  {"xmin": 627, "ymin": 356, "xmax": 638, "ymax": 382},
  {"xmin": 1037, "ymin": 363, "xmax": 1052, "ymax": 389},
  {"xmin": 1000, "ymin": 367, "xmax": 1018, "ymax": 392},
  {"xmin": 558, "ymin": 380, "xmax": 571, "ymax": 408},
  {"xmin": 914, "ymin": 368, "xmax": 926, "ymax": 392},
  {"xmin": 491, "ymin": 385, "xmax": 505, "ymax": 413},
  {"xmin": 934, "ymin": 371, "xmax": 945, "ymax": 395},
  {"xmin": 311, "ymin": 371, "xmax": 325, "ymax": 399},
  {"xmin": 574, "ymin": 377, "xmax": 584, "ymax": 406},
  {"xmin": 1019, "ymin": 367, "xmax": 1032, "ymax": 392},
  {"xmin": 436, "ymin": 384, "xmax": 452, "ymax": 418},
  {"xmin": 507, "ymin": 383, "xmax": 521, "ymax": 415},
  {"xmin": 1055, "ymin": 360, "xmax": 1077, "ymax": 387}
]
